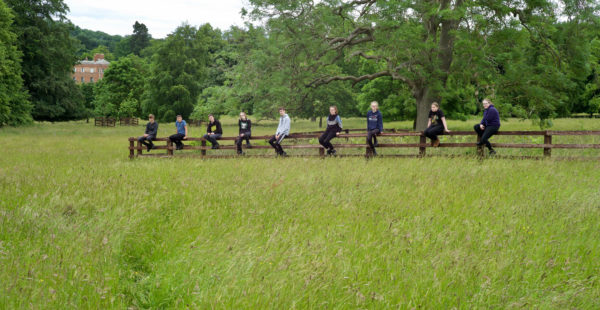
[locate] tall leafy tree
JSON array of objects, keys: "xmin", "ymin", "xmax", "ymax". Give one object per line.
[
  {"xmin": 6, "ymin": 0, "xmax": 85, "ymax": 121},
  {"xmin": 0, "ymin": 0, "xmax": 31, "ymax": 126},
  {"xmin": 93, "ymin": 55, "xmax": 147, "ymax": 117},
  {"xmin": 143, "ymin": 23, "xmax": 209, "ymax": 121},
  {"xmin": 130, "ymin": 21, "xmax": 151, "ymax": 56}
]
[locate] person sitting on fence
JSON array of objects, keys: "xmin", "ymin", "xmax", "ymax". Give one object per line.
[
  {"xmin": 367, "ymin": 101, "xmax": 383, "ymax": 156},
  {"xmin": 138, "ymin": 114, "xmax": 158, "ymax": 152},
  {"xmin": 319, "ymin": 106, "xmax": 343, "ymax": 156},
  {"xmin": 169, "ymin": 115, "xmax": 188, "ymax": 150},
  {"xmin": 424, "ymin": 102, "xmax": 450, "ymax": 147},
  {"xmin": 474, "ymin": 98, "xmax": 501, "ymax": 155},
  {"xmin": 269, "ymin": 107, "xmax": 290, "ymax": 157},
  {"xmin": 235, "ymin": 112, "xmax": 252, "ymax": 155},
  {"xmin": 203, "ymin": 114, "xmax": 223, "ymax": 149}
]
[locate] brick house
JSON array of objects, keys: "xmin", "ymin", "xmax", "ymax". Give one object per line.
[{"xmin": 72, "ymin": 53, "xmax": 110, "ymax": 84}]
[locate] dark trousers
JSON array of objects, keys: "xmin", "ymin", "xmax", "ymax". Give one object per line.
[
  {"xmin": 424, "ymin": 124, "xmax": 444, "ymax": 141},
  {"xmin": 366, "ymin": 129, "xmax": 380, "ymax": 149},
  {"xmin": 138, "ymin": 135, "xmax": 155, "ymax": 147},
  {"xmin": 269, "ymin": 134, "xmax": 286, "ymax": 154},
  {"xmin": 169, "ymin": 133, "xmax": 186, "ymax": 148},
  {"xmin": 203, "ymin": 133, "xmax": 222, "ymax": 146},
  {"xmin": 474, "ymin": 124, "xmax": 499, "ymax": 150},
  {"xmin": 235, "ymin": 133, "xmax": 251, "ymax": 153},
  {"xmin": 319, "ymin": 130, "xmax": 337, "ymax": 150}
]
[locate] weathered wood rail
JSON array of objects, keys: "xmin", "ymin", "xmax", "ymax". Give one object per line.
[
  {"xmin": 95, "ymin": 117, "xmax": 116, "ymax": 127},
  {"xmin": 119, "ymin": 117, "xmax": 139, "ymax": 126},
  {"xmin": 128, "ymin": 130, "xmax": 600, "ymax": 159}
]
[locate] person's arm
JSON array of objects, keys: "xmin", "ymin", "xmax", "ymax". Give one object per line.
[
  {"xmin": 217, "ymin": 121, "xmax": 222, "ymax": 134},
  {"xmin": 336, "ymin": 116, "xmax": 343, "ymax": 135},
  {"xmin": 283, "ymin": 116, "xmax": 291, "ymax": 135},
  {"xmin": 378, "ymin": 111, "xmax": 383, "ymax": 133},
  {"xmin": 427, "ymin": 118, "xmax": 432, "ymax": 128},
  {"xmin": 184, "ymin": 125, "xmax": 188, "ymax": 139},
  {"xmin": 247, "ymin": 119, "xmax": 252, "ymax": 133},
  {"xmin": 441, "ymin": 117, "xmax": 450, "ymax": 132},
  {"xmin": 207, "ymin": 123, "xmax": 211, "ymax": 134}
]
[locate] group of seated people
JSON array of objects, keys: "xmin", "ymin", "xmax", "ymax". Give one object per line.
[{"xmin": 137, "ymin": 99, "xmax": 501, "ymax": 156}]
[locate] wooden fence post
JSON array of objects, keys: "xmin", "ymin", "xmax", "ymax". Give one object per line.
[
  {"xmin": 319, "ymin": 147, "xmax": 325, "ymax": 157},
  {"xmin": 136, "ymin": 140, "xmax": 142, "ymax": 156},
  {"xmin": 129, "ymin": 138, "xmax": 135, "ymax": 159},
  {"xmin": 201, "ymin": 140, "xmax": 206, "ymax": 157},
  {"xmin": 476, "ymin": 134, "xmax": 484, "ymax": 157},
  {"xmin": 167, "ymin": 139, "xmax": 173, "ymax": 156},
  {"xmin": 544, "ymin": 131, "xmax": 552, "ymax": 158},
  {"xmin": 419, "ymin": 134, "xmax": 427, "ymax": 157}
]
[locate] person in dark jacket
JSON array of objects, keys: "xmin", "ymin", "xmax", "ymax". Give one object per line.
[
  {"xmin": 319, "ymin": 106, "xmax": 343, "ymax": 156},
  {"xmin": 203, "ymin": 114, "xmax": 223, "ymax": 149},
  {"xmin": 235, "ymin": 112, "xmax": 252, "ymax": 155},
  {"xmin": 424, "ymin": 102, "xmax": 450, "ymax": 147},
  {"xmin": 169, "ymin": 115, "xmax": 188, "ymax": 150},
  {"xmin": 138, "ymin": 114, "xmax": 158, "ymax": 152},
  {"xmin": 474, "ymin": 98, "xmax": 501, "ymax": 155},
  {"xmin": 366, "ymin": 101, "xmax": 383, "ymax": 156}
]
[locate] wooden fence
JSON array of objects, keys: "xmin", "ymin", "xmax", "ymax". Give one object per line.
[
  {"xmin": 128, "ymin": 130, "xmax": 600, "ymax": 159},
  {"xmin": 95, "ymin": 117, "xmax": 116, "ymax": 127},
  {"xmin": 119, "ymin": 117, "xmax": 139, "ymax": 126}
]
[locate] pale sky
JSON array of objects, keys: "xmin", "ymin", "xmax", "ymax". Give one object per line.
[{"xmin": 65, "ymin": 0, "xmax": 249, "ymax": 38}]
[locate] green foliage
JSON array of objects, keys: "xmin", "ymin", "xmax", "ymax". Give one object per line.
[
  {"xmin": 6, "ymin": 0, "xmax": 86, "ymax": 121},
  {"xmin": 71, "ymin": 25, "xmax": 124, "ymax": 58},
  {"xmin": 143, "ymin": 24, "xmax": 210, "ymax": 121},
  {"xmin": 93, "ymin": 55, "xmax": 147, "ymax": 117},
  {"xmin": 0, "ymin": 0, "xmax": 31, "ymax": 126},
  {"xmin": 130, "ymin": 21, "xmax": 151, "ymax": 56}
]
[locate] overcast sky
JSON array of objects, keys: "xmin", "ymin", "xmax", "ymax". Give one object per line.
[{"xmin": 65, "ymin": 0, "xmax": 249, "ymax": 38}]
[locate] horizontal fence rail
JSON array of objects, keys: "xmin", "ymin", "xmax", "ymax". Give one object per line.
[{"xmin": 128, "ymin": 130, "xmax": 600, "ymax": 159}]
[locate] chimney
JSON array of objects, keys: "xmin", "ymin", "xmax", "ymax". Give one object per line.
[{"xmin": 93, "ymin": 53, "xmax": 105, "ymax": 62}]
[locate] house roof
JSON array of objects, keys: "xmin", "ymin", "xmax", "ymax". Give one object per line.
[{"xmin": 78, "ymin": 59, "xmax": 110, "ymax": 65}]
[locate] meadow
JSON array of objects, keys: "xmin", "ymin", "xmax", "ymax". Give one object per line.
[{"xmin": 0, "ymin": 117, "xmax": 599, "ymax": 309}]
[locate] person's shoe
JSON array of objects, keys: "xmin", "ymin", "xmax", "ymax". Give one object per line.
[
  {"xmin": 372, "ymin": 149, "xmax": 378, "ymax": 156},
  {"xmin": 374, "ymin": 141, "xmax": 379, "ymax": 147},
  {"xmin": 246, "ymin": 143, "xmax": 252, "ymax": 149},
  {"xmin": 326, "ymin": 149, "xmax": 332, "ymax": 155},
  {"xmin": 430, "ymin": 140, "xmax": 435, "ymax": 147},
  {"xmin": 176, "ymin": 144, "xmax": 182, "ymax": 150},
  {"xmin": 330, "ymin": 149, "xmax": 337, "ymax": 156},
  {"xmin": 146, "ymin": 144, "xmax": 151, "ymax": 152},
  {"xmin": 211, "ymin": 145, "xmax": 218, "ymax": 149},
  {"xmin": 433, "ymin": 139, "xmax": 440, "ymax": 147},
  {"xmin": 148, "ymin": 144, "xmax": 154, "ymax": 152},
  {"xmin": 280, "ymin": 151, "xmax": 288, "ymax": 157},
  {"xmin": 476, "ymin": 141, "xmax": 484, "ymax": 146},
  {"xmin": 489, "ymin": 149, "xmax": 497, "ymax": 156}
]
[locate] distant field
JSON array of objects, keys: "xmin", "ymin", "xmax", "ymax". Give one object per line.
[{"xmin": 0, "ymin": 118, "xmax": 599, "ymax": 308}]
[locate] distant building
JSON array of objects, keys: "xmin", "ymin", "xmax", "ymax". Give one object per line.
[{"xmin": 72, "ymin": 53, "xmax": 110, "ymax": 84}]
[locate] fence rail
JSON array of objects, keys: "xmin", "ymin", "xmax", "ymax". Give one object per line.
[
  {"xmin": 95, "ymin": 117, "xmax": 116, "ymax": 127},
  {"xmin": 128, "ymin": 130, "xmax": 600, "ymax": 159},
  {"xmin": 119, "ymin": 117, "xmax": 139, "ymax": 126}
]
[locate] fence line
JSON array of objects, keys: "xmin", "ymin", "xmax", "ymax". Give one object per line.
[{"xmin": 128, "ymin": 130, "xmax": 600, "ymax": 159}]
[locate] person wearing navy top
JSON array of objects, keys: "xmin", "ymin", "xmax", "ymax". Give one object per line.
[
  {"xmin": 366, "ymin": 101, "xmax": 383, "ymax": 156},
  {"xmin": 319, "ymin": 106, "xmax": 343, "ymax": 156},
  {"xmin": 169, "ymin": 115, "xmax": 188, "ymax": 150},
  {"xmin": 474, "ymin": 98, "xmax": 501, "ymax": 155},
  {"xmin": 203, "ymin": 114, "xmax": 223, "ymax": 149},
  {"xmin": 138, "ymin": 114, "xmax": 158, "ymax": 152}
]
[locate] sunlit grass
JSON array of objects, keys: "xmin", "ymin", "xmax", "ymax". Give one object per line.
[{"xmin": 0, "ymin": 118, "xmax": 599, "ymax": 308}]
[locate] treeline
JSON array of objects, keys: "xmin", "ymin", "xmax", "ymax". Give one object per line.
[{"xmin": 1, "ymin": 0, "xmax": 600, "ymax": 128}]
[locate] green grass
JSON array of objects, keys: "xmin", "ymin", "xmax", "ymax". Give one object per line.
[{"xmin": 1, "ymin": 118, "xmax": 599, "ymax": 309}]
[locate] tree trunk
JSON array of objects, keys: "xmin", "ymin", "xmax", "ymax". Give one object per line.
[{"xmin": 414, "ymin": 86, "xmax": 436, "ymax": 131}]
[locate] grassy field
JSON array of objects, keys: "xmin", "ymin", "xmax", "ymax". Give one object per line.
[{"xmin": 1, "ymin": 117, "xmax": 599, "ymax": 309}]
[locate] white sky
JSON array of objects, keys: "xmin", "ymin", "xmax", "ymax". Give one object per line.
[{"xmin": 65, "ymin": 0, "xmax": 249, "ymax": 38}]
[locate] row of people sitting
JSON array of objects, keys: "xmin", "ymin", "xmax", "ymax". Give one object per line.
[{"xmin": 137, "ymin": 99, "xmax": 501, "ymax": 156}]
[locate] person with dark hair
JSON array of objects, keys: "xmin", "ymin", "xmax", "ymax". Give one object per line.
[
  {"xmin": 203, "ymin": 114, "xmax": 223, "ymax": 149},
  {"xmin": 269, "ymin": 107, "xmax": 290, "ymax": 156},
  {"xmin": 474, "ymin": 98, "xmax": 501, "ymax": 155},
  {"xmin": 424, "ymin": 102, "xmax": 450, "ymax": 147},
  {"xmin": 138, "ymin": 114, "xmax": 158, "ymax": 152},
  {"xmin": 319, "ymin": 106, "xmax": 343, "ymax": 156},
  {"xmin": 366, "ymin": 101, "xmax": 383, "ymax": 156},
  {"xmin": 235, "ymin": 112, "xmax": 252, "ymax": 155},
  {"xmin": 169, "ymin": 115, "xmax": 187, "ymax": 150}
]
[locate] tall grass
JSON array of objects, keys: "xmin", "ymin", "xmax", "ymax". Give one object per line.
[{"xmin": 0, "ymin": 118, "xmax": 599, "ymax": 308}]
